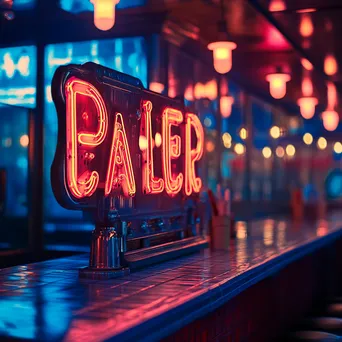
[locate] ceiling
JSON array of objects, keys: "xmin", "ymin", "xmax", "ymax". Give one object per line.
[{"xmin": 145, "ymin": 0, "xmax": 341, "ymax": 117}]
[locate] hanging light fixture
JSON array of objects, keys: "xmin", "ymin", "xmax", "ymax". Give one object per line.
[
  {"xmin": 90, "ymin": 0, "xmax": 120, "ymax": 31},
  {"xmin": 297, "ymin": 76, "xmax": 318, "ymax": 119},
  {"xmin": 324, "ymin": 54, "xmax": 338, "ymax": 76},
  {"xmin": 322, "ymin": 82, "xmax": 339, "ymax": 131},
  {"xmin": 322, "ymin": 110, "xmax": 339, "ymax": 131},
  {"xmin": 266, "ymin": 67, "xmax": 291, "ymax": 99},
  {"xmin": 207, "ymin": 0, "xmax": 236, "ymax": 74}
]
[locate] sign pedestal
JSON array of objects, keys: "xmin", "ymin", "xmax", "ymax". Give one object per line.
[{"xmin": 79, "ymin": 223, "xmax": 130, "ymax": 279}]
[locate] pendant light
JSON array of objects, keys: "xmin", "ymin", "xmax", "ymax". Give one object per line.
[
  {"xmin": 266, "ymin": 67, "xmax": 291, "ymax": 99},
  {"xmin": 322, "ymin": 82, "xmax": 339, "ymax": 131},
  {"xmin": 90, "ymin": 0, "xmax": 120, "ymax": 31},
  {"xmin": 207, "ymin": 0, "xmax": 236, "ymax": 74},
  {"xmin": 297, "ymin": 76, "xmax": 318, "ymax": 119}
]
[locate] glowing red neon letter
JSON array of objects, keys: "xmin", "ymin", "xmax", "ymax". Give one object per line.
[
  {"xmin": 140, "ymin": 100, "xmax": 164, "ymax": 194},
  {"xmin": 162, "ymin": 108, "xmax": 183, "ymax": 196},
  {"xmin": 105, "ymin": 113, "xmax": 136, "ymax": 197},
  {"xmin": 65, "ymin": 77, "xmax": 108, "ymax": 199},
  {"xmin": 185, "ymin": 113, "xmax": 204, "ymax": 196}
]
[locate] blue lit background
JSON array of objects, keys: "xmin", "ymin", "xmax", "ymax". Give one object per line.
[
  {"xmin": 0, "ymin": 46, "xmax": 36, "ymax": 108},
  {"xmin": 0, "ymin": 104, "xmax": 28, "ymax": 217},
  {"xmin": 13, "ymin": 0, "xmax": 36, "ymax": 10},
  {"xmin": 44, "ymin": 37, "xmax": 147, "ymax": 219}
]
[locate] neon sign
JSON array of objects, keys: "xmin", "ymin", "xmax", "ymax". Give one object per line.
[{"xmin": 51, "ymin": 63, "xmax": 204, "ymax": 220}]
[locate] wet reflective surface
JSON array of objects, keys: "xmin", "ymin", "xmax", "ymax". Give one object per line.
[{"xmin": 1, "ymin": 215, "xmax": 342, "ymax": 341}]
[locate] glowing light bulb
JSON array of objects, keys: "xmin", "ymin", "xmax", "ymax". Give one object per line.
[
  {"xmin": 234, "ymin": 143, "xmax": 245, "ymax": 155},
  {"xmin": 194, "ymin": 82, "xmax": 205, "ymax": 99},
  {"xmin": 220, "ymin": 96, "xmax": 234, "ymax": 118},
  {"xmin": 317, "ymin": 137, "xmax": 327, "ymax": 150},
  {"xmin": 206, "ymin": 141, "xmax": 215, "ymax": 153},
  {"xmin": 204, "ymin": 80, "xmax": 218, "ymax": 100},
  {"xmin": 297, "ymin": 97, "xmax": 318, "ymax": 119},
  {"xmin": 149, "ymin": 82, "xmax": 164, "ymax": 94},
  {"xmin": 334, "ymin": 142, "xmax": 342, "ymax": 154},
  {"xmin": 303, "ymin": 133, "xmax": 313, "ymax": 145},
  {"xmin": 322, "ymin": 110, "xmax": 339, "ymax": 131},
  {"xmin": 20, "ymin": 134, "xmax": 29, "ymax": 147},
  {"xmin": 207, "ymin": 41, "xmax": 237, "ymax": 74},
  {"xmin": 90, "ymin": 0, "xmax": 120, "ymax": 31},
  {"xmin": 269, "ymin": 0, "xmax": 286, "ymax": 12},
  {"xmin": 301, "ymin": 58, "xmax": 313, "ymax": 71},
  {"xmin": 300, "ymin": 14, "xmax": 314, "ymax": 38},
  {"xmin": 139, "ymin": 135, "xmax": 148, "ymax": 151},
  {"xmin": 270, "ymin": 126, "xmax": 280, "ymax": 139},
  {"xmin": 324, "ymin": 55, "xmax": 338, "ymax": 76},
  {"xmin": 222, "ymin": 132, "xmax": 232, "ymax": 148},
  {"xmin": 184, "ymin": 85, "xmax": 194, "ymax": 101},
  {"xmin": 262, "ymin": 147, "xmax": 272, "ymax": 159},
  {"xmin": 276, "ymin": 146, "xmax": 285, "ymax": 158},
  {"xmin": 266, "ymin": 73, "xmax": 291, "ymax": 99},
  {"xmin": 286, "ymin": 144, "xmax": 296, "ymax": 157},
  {"xmin": 239, "ymin": 128, "xmax": 247, "ymax": 140}
]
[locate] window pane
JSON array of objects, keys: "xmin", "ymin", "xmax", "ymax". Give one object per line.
[
  {"xmin": 0, "ymin": 45, "xmax": 36, "ymax": 108},
  {"xmin": 0, "ymin": 104, "xmax": 29, "ymax": 251}
]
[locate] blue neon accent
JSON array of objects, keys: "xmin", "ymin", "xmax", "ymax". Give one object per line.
[{"xmin": 0, "ymin": 46, "xmax": 36, "ymax": 108}]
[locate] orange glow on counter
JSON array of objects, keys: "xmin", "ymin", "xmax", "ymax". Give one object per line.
[
  {"xmin": 65, "ymin": 77, "xmax": 108, "ymax": 199},
  {"xmin": 266, "ymin": 73, "xmax": 291, "ymax": 99},
  {"xmin": 162, "ymin": 108, "xmax": 183, "ymax": 196},
  {"xmin": 140, "ymin": 100, "xmax": 164, "ymax": 195},
  {"xmin": 184, "ymin": 113, "xmax": 204, "ymax": 196},
  {"xmin": 207, "ymin": 41, "xmax": 237, "ymax": 74},
  {"xmin": 90, "ymin": 0, "xmax": 120, "ymax": 31},
  {"xmin": 105, "ymin": 112, "xmax": 136, "ymax": 197}
]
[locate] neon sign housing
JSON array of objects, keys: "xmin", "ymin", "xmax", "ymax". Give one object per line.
[{"xmin": 51, "ymin": 62, "xmax": 207, "ymax": 277}]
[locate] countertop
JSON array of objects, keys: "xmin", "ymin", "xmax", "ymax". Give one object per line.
[{"xmin": 1, "ymin": 214, "xmax": 342, "ymax": 341}]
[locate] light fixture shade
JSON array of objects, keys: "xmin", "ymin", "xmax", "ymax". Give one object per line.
[
  {"xmin": 297, "ymin": 97, "xmax": 318, "ymax": 119},
  {"xmin": 220, "ymin": 96, "xmax": 234, "ymax": 118},
  {"xmin": 322, "ymin": 110, "xmax": 339, "ymax": 131},
  {"xmin": 90, "ymin": 0, "xmax": 120, "ymax": 31},
  {"xmin": 207, "ymin": 41, "xmax": 237, "ymax": 74},
  {"xmin": 266, "ymin": 73, "xmax": 291, "ymax": 99}
]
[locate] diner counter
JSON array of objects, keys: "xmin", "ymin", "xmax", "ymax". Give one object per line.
[{"xmin": 1, "ymin": 214, "xmax": 342, "ymax": 341}]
